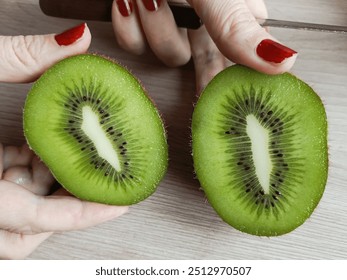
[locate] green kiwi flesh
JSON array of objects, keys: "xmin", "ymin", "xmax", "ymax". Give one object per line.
[
  {"xmin": 192, "ymin": 65, "xmax": 328, "ymax": 236},
  {"xmin": 24, "ymin": 54, "xmax": 168, "ymax": 205}
]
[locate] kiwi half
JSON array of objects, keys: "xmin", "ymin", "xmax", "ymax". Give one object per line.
[
  {"xmin": 192, "ymin": 65, "xmax": 328, "ymax": 236},
  {"xmin": 24, "ymin": 54, "xmax": 168, "ymax": 205}
]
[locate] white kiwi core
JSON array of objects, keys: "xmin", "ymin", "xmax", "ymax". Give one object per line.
[
  {"xmin": 81, "ymin": 105, "xmax": 121, "ymax": 172},
  {"xmin": 246, "ymin": 114, "xmax": 272, "ymax": 194}
]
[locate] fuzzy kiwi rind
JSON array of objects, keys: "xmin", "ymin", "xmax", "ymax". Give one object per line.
[
  {"xmin": 192, "ymin": 65, "xmax": 328, "ymax": 236},
  {"xmin": 23, "ymin": 54, "xmax": 168, "ymax": 205}
]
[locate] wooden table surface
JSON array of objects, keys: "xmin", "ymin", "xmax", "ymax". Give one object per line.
[{"xmin": 1, "ymin": 0, "xmax": 346, "ymax": 259}]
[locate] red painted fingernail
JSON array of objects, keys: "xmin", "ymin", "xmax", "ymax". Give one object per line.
[
  {"xmin": 116, "ymin": 0, "xmax": 133, "ymax": 17},
  {"xmin": 55, "ymin": 23, "xmax": 86, "ymax": 46},
  {"xmin": 256, "ymin": 39, "xmax": 297, "ymax": 63},
  {"xmin": 142, "ymin": 0, "xmax": 162, "ymax": 11}
]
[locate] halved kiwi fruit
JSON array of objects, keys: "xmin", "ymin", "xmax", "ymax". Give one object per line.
[
  {"xmin": 192, "ymin": 65, "xmax": 328, "ymax": 236},
  {"xmin": 24, "ymin": 54, "xmax": 168, "ymax": 205}
]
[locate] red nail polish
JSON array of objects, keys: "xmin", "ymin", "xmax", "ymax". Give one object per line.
[
  {"xmin": 256, "ymin": 39, "xmax": 297, "ymax": 63},
  {"xmin": 116, "ymin": 0, "xmax": 133, "ymax": 17},
  {"xmin": 142, "ymin": 0, "xmax": 162, "ymax": 11},
  {"xmin": 55, "ymin": 23, "xmax": 86, "ymax": 46}
]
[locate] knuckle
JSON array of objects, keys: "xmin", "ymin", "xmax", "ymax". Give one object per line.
[
  {"xmin": 116, "ymin": 35, "xmax": 146, "ymax": 55},
  {"xmin": 9, "ymin": 35, "xmax": 41, "ymax": 73},
  {"xmin": 214, "ymin": 2, "xmax": 258, "ymax": 44},
  {"xmin": 161, "ymin": 51, "xmax": 191, "ymax": 67},
  {"xmin": 150, "ymin": 38, "xmax": 191, "ymax": 67}
]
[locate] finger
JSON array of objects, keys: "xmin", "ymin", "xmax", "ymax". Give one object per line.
[
  {"xmin": 112, "ymin": 0, "xmax": 147, "ymax": 55},
  {"xmin": 0, "ymin": 230, "xmax": 52, "ymax": 260},
  {"xmin": 136, "ymin": 0, "xmax": 191, "ymax": 67},
  {"xmin": 188, "ymin": 26, "xmax": 227, "ymax": 94},
  {"xmin": 32, "ymin": 195, "xmax": 129, "ymax": 233},
  {"xmin": 3, "ymin": 157, "xmax": 54, "ymax": 196},
  {"xmin": 0, "ymin": 23, "xmax": 91, "ymax": 83},
  {"xmin": 0, "ymin": 180, "xmax": 128, "ymax": 234},
  {"xmin": 31, "ymin": 156, "xmax": 55, "ymax": 194},
  {"xmin": 3, "ymin": 144, "xmax": 34, "ymax": 170},
  {"xmin": 3, "ymin": 166, "xmax": 33, "ymax": 190},
  {"xmin": 245, "ymin": 0, "xmax": 269, "ymax": 33},
  {"xmin": 187, "ymin": 0, "xmax": 297, "ymax": 74},
  {"xmin": 245, "ymin": 0, "xmax": 268, "ymax": 19}
]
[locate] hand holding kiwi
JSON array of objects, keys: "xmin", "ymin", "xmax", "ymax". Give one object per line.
[
  {"xmin": 0, "ymin": 16, "xmax": 328, "ymax": 262},
  {"xmin": 0, "ymin": 30, "xmax": 128, "ymax": 260},
  {"xmin": 0, "ymin": 144, "xmax": 129, "ymax": 259}
]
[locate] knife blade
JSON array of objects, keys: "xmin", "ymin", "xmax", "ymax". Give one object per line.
[
  {"xmin": 258, "ymin": 18, "xmax": 347, "ymax": 34},
  {"xmin": 39, "ymin": 0, "xmax": 347, "ymax": 33}
]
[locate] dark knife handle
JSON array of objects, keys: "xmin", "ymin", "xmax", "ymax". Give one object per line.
[{"xmin": 39, "ymin": 0, "xmax": 202, "ymax": 29}]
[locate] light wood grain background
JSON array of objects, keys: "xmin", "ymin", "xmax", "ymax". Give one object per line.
[{"xmin": 1, "ymin": 0, "xmax": 346, "ymax": 259}]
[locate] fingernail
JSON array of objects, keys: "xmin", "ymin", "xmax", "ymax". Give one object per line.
[
  {"xmin": 256, "ymin": 39, "xmax": 297, "ymax": 63},
  {"xmin": 116, "ymin": 0, "xmax": 133, "ymax": 17},
  {"xmin": 142, "ymin": 0, "xmax": 162, "ymax": 11},
  {"xmin": 55, "ymin": 23, "xmax": 86, "ymax": 46}
]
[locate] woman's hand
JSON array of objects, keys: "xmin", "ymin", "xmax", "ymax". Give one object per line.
[
  {"xmin": 112, "ymin": 0, "xmax": 297, "ymax": 92},
  {"xmin": 0, "ymin": 24, "xmax": 128, "ymax": 259}
]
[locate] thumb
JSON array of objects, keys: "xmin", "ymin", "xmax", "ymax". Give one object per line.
[
  {"xmin": 187, "ymin": 0, "xmax": 297, "ymax": 74},
  {"xmin": 0, "ymin": 23, "xmax": 91, "ymax": 83}
]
